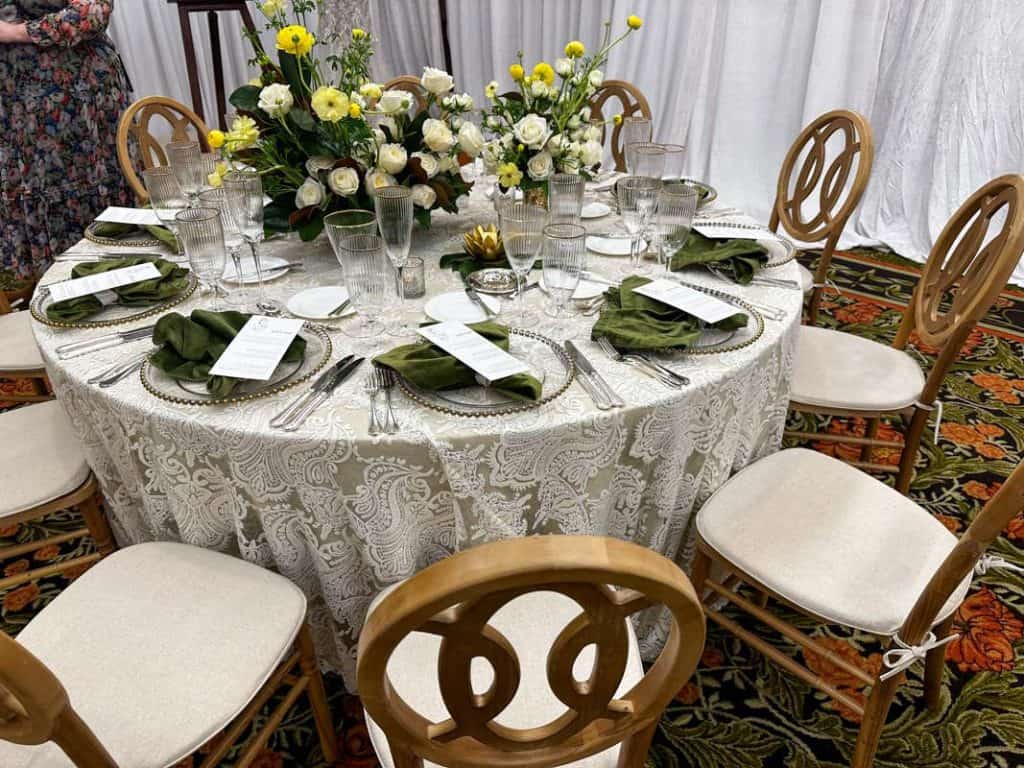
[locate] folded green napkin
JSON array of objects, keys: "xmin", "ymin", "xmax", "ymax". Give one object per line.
[
  {"xmin": 373, "ymin": 321, "xmax": 543, "ymax": 402},
  {"xmin": 591, "ymin": 275, "xmax": 748, "ymax": 351},
  {"xmin": 670, "ymin": 231, "xmax": 769, "ymax": 285},
  {"xmin": 46, "ymin": 258, "xmax": 191, "ymax": 322},
  {"xmin": 150, "ymin": 310, "xmax": 307, "ymax": 398},
  {"xmin": 92, "ymin": 221, "xmax": 181, "ymax": 253}
]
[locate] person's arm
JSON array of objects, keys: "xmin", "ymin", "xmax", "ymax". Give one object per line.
[
  {"xmin": 0, "ymin": 22, "xmax": 31, "ymax": 44},
  {"xmin": 22, "ymin": 0, "xmax": 113, "ymax": 48}
]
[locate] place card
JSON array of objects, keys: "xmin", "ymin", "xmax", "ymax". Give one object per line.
[
  {"xmin": 95, "ymin": 207, "xmax": 164, "ymax": 227},
  {"xmin": 47, "ymin": 263, "xmax": 162, "ymax": 303},
  {"xmin": 209, "ymin": 316, "xmax": 305, "ymax": 381},
  {"xmin": 418, "ymin": 321, "xmax": 528, "ymax": 384},
  {"xmin": 694, "ymin": 222, "xmax": 772, "ymax": 241},
  {"xmin": 633, "ymin": 278, "xmax": 741, "ymax": 324}
]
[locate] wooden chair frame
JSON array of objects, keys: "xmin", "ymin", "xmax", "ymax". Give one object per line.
[
  {"xmin": 769, "ymin": 110, "xmax": 873, "ymax": 324},
  {"xmin": 786, "ymin": 174, "xmax": 1024, "ymax": 493},
  {"xmin": 116, "ymin": 96, "xmax": 211, "ymax": 205},
  {"xmin": 589, "ymin": 80, "xmax": 652, "ymax": 172},
  {"xmin": 692, "ymin": 456, "xmax": 1024, "ymax": 768},
  {"xmin": 0, "ymin": 622, "xmax": 337, "ymax": 768},
  {"xmin": 358, "ymin": 535, "xmax": 705, "ymax": 768},
  {"xmin": 383, "ymin": 76, "xmax": 428, "ymax": 112},
  {"xmin": 0, "ymin": 287, "xmax": 51, "ymax": 403}
]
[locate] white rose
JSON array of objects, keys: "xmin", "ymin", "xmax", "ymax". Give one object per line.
[
  {"xmin": 365, "ymin": 169, "xmax": 398, "ymax": 196},
  {"xmin": 546, "ymin": 133, "xmax": 565, "ymax": 157},
  {"xmin": 485, "ymin": 115, "xmax": 502, "ymax": 131},
  {"xmin": 410, "ymin": 152, "xmax": 439, "ymax": 178},
  {"xmin": 580, "ymin": 139, "xmax": 603, "ymax": 167},
  {"xmin": 372, "ymin": 128, "xmax": 386, "ymax": 146},
  {"xmin": 305, "ymin": 155, "xmax": 335, "ymax": 176},
  {"xmin": 378, "ymin": 143, "xmax": 408, "ymax": 174},
  {"xmin": 441, "ymin": 95, "xmax": 456, "ymax": 110},
  {"xmin": 327, "ymin": 167, "xmax": 360, "ymax": 196},
  {"xmin": 422, "ymin": 118, "xmax": 455, "ymax": 152},
  {"xmin": 258, "ymin": 83, "xmax": 293, "ymax": 118},
  {"xmin": 411, "ymin": 184, "xmax": 437, "ymax": 208},
  {"xmin": 456, "ymin": 92, "xmax": 474, "ymax": 110},
  {"xmin": 437, "ymin": 154, "xmax": 457, "ymax": 173},
  {"xmin": 584, "ymin": 124, "xmax": 602, "ymax": 142},
  {"xmin": 526, "ymin": 151, "xmax": 553, "ymax": 181},
  {"xmin": 450, "ymin": 116, "xmax": 464, "ymax": 131},
  {"xmin": 513, "ymin": 113, "xmax": 548, "ymax": 149},
  {"xmin": 457, "ymin": 121, "xmax": 484, "ymax": 157},
  {"xmin": 420, "ymin": 66, "xmax": 454, "ymax": 95},
  {"xmin": 295, "ymin": 177, "xmax": 324, "ymax": 208},
  {"xmin": 378, "ymin": 90, "xmax": 411, "ymax": 114},
  {"xmin": 555, "ymin": 58, "xmax": 573, "ymax": 77},
  {"xmin": 379, "ymin": 116, "xmax": 400, "ymax": 140},
  {"xmin": 589, "ymin": 69, "xmax": 604, "ymax": 88}
]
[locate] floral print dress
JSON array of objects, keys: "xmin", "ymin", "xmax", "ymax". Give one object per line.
[{"xmin": 0, "ymin": 0, "xmax": 133, "ymax": 280}]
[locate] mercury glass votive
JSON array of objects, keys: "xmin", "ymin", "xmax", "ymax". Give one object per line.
[{"xmin": 402, "ymin": 256, "xmax": 425, "ymax": 298}]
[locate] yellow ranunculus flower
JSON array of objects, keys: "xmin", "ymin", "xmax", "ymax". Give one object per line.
[
  {"xmin": 207, "ymin": 129, "xmax": 225, "ymax": 149},
  {"xmin": 627, "ymin": 15, "xmax": 643, "ymax": 29},
  {"xmin": 532, "ymin": 62, "xmax": 555, "ymax": 86},
  {"xmin": 564, "ymin": 40, "xmax": 585, "ymax": 58},
  {"xmin": 497, "ymin": 161, "xmax": 523, "ymax": 188},
  {"xmin": 360, "ymin": 83, "xmax": 383, "ymax": 100},
  {"xmin": 207, "ymin": 171, "xmax": 223, "ymax": 188},
  {"xmin": 276, "ymin": 25, "xmax": 315, "ymax": 56},
  {"xmin": 228, "ymin": 115, "xmax": 259, "ymax": 149},
  {"xmin": 311, "ymin": 86, "xmax": 350, "ymax": 122},
  {"xmin": 509, "ymin": 63, "xmax": 525, "ymax": 81},
  {"xmin": 352, "ymin": 27, "xmax": 366, "ymax": 40},
  {"xmin": 613, "ymin": 113, "xmax": 623, "ymax": 125},
  {"xmin": 348, "ymin": 103, "xmax": 362, "ymax": 118}
]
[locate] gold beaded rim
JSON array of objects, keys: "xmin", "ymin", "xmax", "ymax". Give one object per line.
[{"xmin": 84, "ymin": 222, "xmax": 162, "ymax": 248}]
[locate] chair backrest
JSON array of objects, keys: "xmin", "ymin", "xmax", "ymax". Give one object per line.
[
  {"xmin": 116, "ymin": 96, "xmax": 211, "ymax": 205},
  {"xmin": 893, "ymin": 174, "xmax": 1024, "ymax": 405},
  {"xmin": 589, "ymin": 80, "xmax": 652, "ymax": 172},
  {"xmin": 358, "ymin": 535, "xmax": 705, "ymax": 768},
  {"xmin": 383, "ymin": 75, "xmax": 428, "ymax": 112},
  {"xmin": 0, "ymin": 633, "xmax": 117, "ymax": 766}
]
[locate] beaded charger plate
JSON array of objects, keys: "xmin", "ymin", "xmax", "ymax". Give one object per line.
[
  {"xmin": 680, "ymin": 178, "xmax": 718, "ymax": 208},
  {"xmin": 397, "ymin": 329, "xmax": 575, "ymax": 417},
  {"xmin": 31, "ymin": 271, "xmax": 198, "ymax": 329},
  {"xmin": 84, "ymin": 221, "xmax": 163, "ymax": 248},
  {"xmin": 140, "ymin": 324, "xmax": 332, "ymax": 406}
]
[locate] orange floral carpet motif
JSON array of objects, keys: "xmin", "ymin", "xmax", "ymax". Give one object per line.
[{"xmin": 2, "ymin": 250, "xmax": 1023, "ymax": 767}]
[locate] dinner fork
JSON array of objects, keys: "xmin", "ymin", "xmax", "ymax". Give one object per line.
[
  {"xmin": 364, "ymin": 373, "xmax": 382, "ymax": 436},
  {"xmin": 705, "ymin": 262, "xmax": 801, "ymax": 290},
  {"xmin": 376, "ymin": 366, "xmax": 400, "ymax": 434},
  {"xmin": 596, "ymin": 337, "xmax": 685, "ymax": 389}
]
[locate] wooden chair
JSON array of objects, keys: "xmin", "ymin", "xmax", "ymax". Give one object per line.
[
  {"xmin": 0, "ymin": 542, "xmax": 339, "ymax": 768},
  {"xmin": 0, "ymin": 285, "xmax": 51, "ymax": 403},
  {"xmin": 692, "ymin": 448, "xmax": 1024, "ymax": 768},
  {"xmin": 358, "ymin": 535, "xmax": 705, "ymax": 768},
  {"xmin": 769, "ymin": 110, "xmax": 873, "ymax": 323},
  {"xmin": 0, "ymin": 401, "xmax": 115, "ymax": 592},
  {"xmin": 785, "ymin": 174, "xmax": 1024, "ymax": 493},
  {"xmin": 116, "ymin": 96, "xmax": 211, "ymax": 205},
  {"xmin": 588, "ymin": 80, "xmax": 652, "ymax": 173},
  {"xmin": 383, "ymin": 76, "xmax": 428, "ymax": 112}
]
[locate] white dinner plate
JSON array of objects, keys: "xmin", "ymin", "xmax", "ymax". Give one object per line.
[
  {"xmin": 539, "ymin": 275, "xmax": 607, "ymax": 301},
  {"xmin": 586, "ymin": 235, "xmax": 647, "ymax": 257},
  {"xmin": 580, "ymin": 202, "xmax": 612, "ymax": 219},
  {"xmin": 222, "ymin": 255, "xmax": 291, "ymax": 285},
  {"xmin": 286, "ymin": 286, "xmax": 356, "ymax": 320},
  {"xmin": 424, "ymin": 291, "xmax": 502, "ymax": 323}
]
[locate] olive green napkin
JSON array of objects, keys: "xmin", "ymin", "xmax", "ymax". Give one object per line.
[
  {"xmin": 670, "ymin": 231, "xmax": 769, "ymax": 285},
  {"xmin": 92, "ymin": 221, "xmax": 181, "ymax": 253},
  {"xmin": 591, "ymin": 275, "xmax": 748, "ymax": 351},
  {"xmin": 150, "ymin": 310, "xmax": 307, "ymax": 398},
  {"xmin": 373, "ymin": 321, "xmax": 543, "ymax": 402},
  {"xmin": 46, "ymin": 258, "xmax": 191, "ymax": 322}
]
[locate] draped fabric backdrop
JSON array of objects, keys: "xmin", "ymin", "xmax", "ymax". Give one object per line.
[{"xmin": 109, "ymin": 0, "xmax": 1024, "ymax": 280}]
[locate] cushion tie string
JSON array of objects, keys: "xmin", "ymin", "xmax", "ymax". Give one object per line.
[
  {"xmin": 811, "ymin": 278, "xmax": 841, "ymax": 296},
  {"xmin": 914, "ymin": 399, "xmax": 943, "ymax": 443},
  {"xmin": 975, "ymin": 554, "xmax": 1024, "ymax": 577},
  {"xmin": 880, "ymin": 632, "xmax": 959, "ymax": 681}
]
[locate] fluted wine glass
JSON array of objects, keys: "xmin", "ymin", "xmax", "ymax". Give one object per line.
[
  {"xmin": 141, "ymin": 166, "xmax": 187, "ymax": 236},
  {"xmin": 660, "ymin": 143, "xmax": 686, "ymax": 180},
  {"xmin": 374, "ymin": 186, "xmax": 415, "ymax": 336},
  {"xmin": 499, "ymin": 202, "xmax": 547, "ymax": 323},
  {"xmin": 548, "ymin": 173, "xmax": 585, "ymax": 224},
  {"xmin": 165, "ymin": 140, "xmax": 203, "ymax": 206},
  {"xmin": 654, "ymin": 182, "xmax": 700, "ymax": 272},
  {"xmin": 223, "ymin": 170, "xmax": 279, "ymax": 315},
  {"xmin": 175, "ymin": 207, "xmax": 226, "ymax": 309},
  {"xmin": 616, "ymin": 176, "xmax": 661, "ymax": 275},
  {"xmin": 622, "ymin": 116, "xmax": 652, "ymax": 173},
  {"xmin": 198, "ymin": 187, "xmax": 245, "ymax": 307},
  {"xmin": 542, "ymin": 224, "xmax": 585, "ymax": 320},
  {"xmin": 631, "ymin": 143, "xmax": 667, "ymax": 180},
  {"xmin": 331, "ymin": 233, "xmax": 391, "ymax": 339}
]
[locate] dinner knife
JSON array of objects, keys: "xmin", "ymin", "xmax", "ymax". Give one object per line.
[
  {"xmin": 56, "ymin": 325, "xmax": 156, "ymax": 359},
  {"xmin": 464, "ymin": 285, "xmax": 497, "ymax": 318},
  {"xmin": 565, "ymin": 340, "xmax": 625, "ymax": 408},
  {"xmin": 270, "ymin": 355, "xmax": 353, "ymax": 428},
  {"xmin": 282, "ymin": 356, "xmax": 364, "ymax": 432}
]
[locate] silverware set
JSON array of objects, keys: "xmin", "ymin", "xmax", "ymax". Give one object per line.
[
  {"xmin": 704, "ymin": 262, "xmax": 802, "ymax": 290},
  {"xmin": 596, "ymin": 337, "xmax": 689, "ymax": 388},
  {"xmin": 87, "ymin": 349, "xmax": 152, "ymax": 387},
  {"xmin": 365, "ymin": 366, "xmax": 400, "ymax": 435},
  {"xmin": 269, "ymin": 355, "xmax": 364, "ymax": 431},
  {"xmin": 56, "ymin": 325, "xmax": 155, "ymax": 360},
  {"xmin": 564, "ymin": 340, "xmax": 624, "ymax": 409}
]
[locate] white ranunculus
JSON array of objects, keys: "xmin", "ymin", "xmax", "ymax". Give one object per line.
[
  {"xmin": 411, "ymin": 184, "xmax": 437, "ymax": 208},
  {"xmin": 378, "ymin": 90, "xmax": 411, "ymax": 114},
  {"xmin": 546, "ymin": 133, "xmax": 564, "ymax": 157},
  {"xmin": 482, "ymin": 141, "xmax": 502, "ymax": 173},
  {"xmin": 589, "ymin": 69, "xmax": 604, "ymax": 88},
  {"xmin": 513, "ymin": 113, "xmax": 548, "ymax": 149},
  {"xmin": 530, "ymin": 80, "xmax": 548, "ymax": 98},
  {"xmin": 567, "ymin": 115, "xmax": 581, "ymax": 130},
  {"xmin": 500, "ymin": 132, "xmax": 514, "ymax": 148},
  {"xmin": 422, "ymin": 118, "xmax": 455, "ymax": 152},
  {"xmin": 485, "ymin": 115, "xmax": 502, "ymax": 131},
  {"xmin": 455, "ymin": 92, "xmax": 474, "ymax": 110},
  {"xmin": 441, "ymin": 95, "xmax": 457, "ymax": 110},
  {"xmin": 526, "ymin": 151, "xmax": 553, "ymax": 181},
  {"xmin": 555, "ymin": 57, "xmax": 573, "ymax": 77},
  {"xmin": 378, "ymin": 143, "xmax": 408, "ymax": 174},
  {"xmin": 295, "ymin": 177, "xmax": 324, "ymax": 208},
  {"xmin": 305, "ymin": 155, "xmax": 335, "ymax": 176},
  {"xmin": 410, "ymin": 152, "xmax": 439, "ymax": 178},
  {"xmin": 327, "ymin": 167, "xmax": 360, "ymax": 196},
  {"xmin": 372, "ymin": 127, "xmax": 387, "ymax": 146},
  {"xmin": 420, "ymin": 66, "xmax": 454, "ymax": 95},
  {"xmin": 457, "ymin": 121, "xmax": 485, "ymax": 157},
  {"xmin": 580, "ymin": 140, "xmax": 603, "ymax": 167},
  {"xmin": 365, "ymin": 169, "xmax": 398, "ymax": 196},
  {"xmin": 584, "ymin": 124, "xmax": 603, "ymax": 142},
  {"xmin": 258, "ymin": 83, "xmax": 293, "ymax": 118}
]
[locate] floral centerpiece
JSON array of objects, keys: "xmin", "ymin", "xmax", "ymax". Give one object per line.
[
  {"xmin": 209, "ymin": 0, "xmax": 481, "ymax": 239},
  {"xmin": 480, "ymin": 14, "xmax": 643, "ymax": 196}
]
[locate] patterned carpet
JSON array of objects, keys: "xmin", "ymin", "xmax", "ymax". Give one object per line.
[{"xmin": 2, "ymin": 250, "xmax": 1022, "ymax": 767}]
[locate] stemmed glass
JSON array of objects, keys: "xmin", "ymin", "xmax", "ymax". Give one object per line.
[
  {"xmin": 654, "ymin": 182, "xmax": 700, "ymax": 272},
  {"xmin": 175, "ymin": 208, "xmax": 226, "ymax": 309},
  {"xmin": 542, "ymin": 224, "xmax": 585, "ymax": 319},
  {"xmin": 141, "ymin": 165, "xmax": 187, "ymax": 237},
  {"xmin": 325, "ymin": 209, "xmax": 378, "ymax": 240},
  {"xmin": 622, "ymin": 116, "xmax": 653, "ymax": 172},
  {"xmin": 223, "ymin": 170, "xmax": 280, "ymax": 315},
  {"xmin": 499, "ymin": 202, "xmax": 547, "ymax": 323},
  {"xmin": 630, "ymin": 143, "xmax": 667, "ymax": 179},
  {"xmin": 165, "ymin": 140, "xmax": 204, "ymax": 206},
  {"xmin": 548, "ymin": 173, "xmax": 585, "ymax": 224},
  {"xmin": 198, "ymin": 188, "xmax": 245, "ymax": 307},
  {"xmin": 330, "ymin": 233, "xmax": 391, "ymax": 339},
  {"xmin": 616, "ymin": 176, "xmax": 661, "ymax": 275},
  {"xmin": 373, "ymin": 186, "xmax": 415, "ymax": 336}
]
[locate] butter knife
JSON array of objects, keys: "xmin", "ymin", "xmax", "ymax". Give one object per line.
[
  {"xmin": 270, "ymin": 355, "xmax": 352, "ymax": 428},
  {"xmin": 565, "ymin": 340, "xmax": 624, "ymax": 408},
  {"xmin": 282, "ymin": 356, "xmax": 364, "ymax": 432},
  {"xmin": 56, "ymin": 325, "xmax": 156, "ymax": 360},
  {"xmin": 464, "ymin": 285, "xmax": 497, "ymax": 318}
]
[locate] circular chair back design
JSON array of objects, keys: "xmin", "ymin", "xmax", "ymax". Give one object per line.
[
  {"xmin": 358, "ymin": 535, "xmax": 705, "ymax": 767},
  {"xmin": 383, "ymin": 75, "xmax": 428, "ymax": 112},
  {"xmin": 116, "ymin": 96, "xmax": 211, "ymax": 205},
  {"xmin": 589, "ymin": 80, "xmax": 652, "ymax": 173}
]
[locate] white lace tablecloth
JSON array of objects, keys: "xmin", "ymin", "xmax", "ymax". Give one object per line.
[{"xmin": 32, "ymin": 193, "xmax": 802, "ymax": 688}]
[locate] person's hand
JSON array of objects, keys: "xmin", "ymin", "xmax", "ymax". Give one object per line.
[{"xmin": 0, "ymin": 22, "xmax": 30, "ymax": 44}]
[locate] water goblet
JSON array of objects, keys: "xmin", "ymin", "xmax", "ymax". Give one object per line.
[
  {"xmin": 332, "ymin": 233, "xmax": 391, "ymax": 340},
  {"xmin": 654, "ymin": 182, "xmax": 700, "ymax": 272},
  {"xmin": 165, "ymin": 140, "xmax": 204, "ymax": 205},
  {"xmin": 198, "ymin": 187, "xmax": 246, "ymax": 307},
  {"xmin": 175, "ymin": 207, "xmax": 226, "ymax": 309},
  {"xmin": 616, "ymin": 176, "xmax": 662, "ymax": 275},
  {"xmin": 499, "ymin": 202, "xmax": 547, "ymax": 323},
  {"xmin": 548, "ymin": 173, "xmax": 585, "ymax": 224},
  {"xmin": 223, "ymin": 170, "xmax": 280, "ymax": 315},
  {"xmin": 374, "ymin": 186, "xmax": 415, "ymax": 336},
  {"xmin": 542, "ymin": 224, "xmax": 585, "ymax": 320},
  {"xmin": 622, "ymin": 116, "xmax": 653, "ymax": 172},
  {"xmin": 660, "ymin": 143, "xmax": 686, "ymax": 179},
  {"xmin": 631, "ymin": 143, "xmax": 667, "ymax": 180}
]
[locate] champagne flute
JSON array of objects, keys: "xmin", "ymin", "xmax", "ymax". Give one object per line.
[
  {"xmin": 198, "ymin": 188, "xmax": 245, "ymax": 307},
  {"xmin": 175, "ymin": 207, "xmax": 226, "ymax": 309},
  {"xmin": 373, "ymin": 186, "xmax": 415, "ymax": 336},
  {"xmin": 654, "ymin": 182, "xmax": 700, "ymax": 272},
  {"xmin": 542, "ymin": 224, "xmax": 585, "ymax": 319},
  {"xmin": 499, "ymin": 202, "xmax": 547, "ymax": 323},
  {"xmin": 165, "ymin": 140, "xmax": 203, "ymax": 206},
  {"xmin": 331, "ymin": 233, "xmax": 390, "ymax": 339},
  {"xmin": 223, "ymin": 170, "xmax": 279, "ymax": 315},
  {"xmin": 616, "ymin": 176, "xmax": 661, "ymax": 275}
]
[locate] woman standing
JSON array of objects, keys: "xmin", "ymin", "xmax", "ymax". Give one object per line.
[{"xmin": 0, "ymin": 1, "xmax": 133, "ymax": 281}]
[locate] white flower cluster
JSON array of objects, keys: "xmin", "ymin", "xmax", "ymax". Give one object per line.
[{"xmin": 481, "ymin": 106, "xmax": 603, "ymax": 180}]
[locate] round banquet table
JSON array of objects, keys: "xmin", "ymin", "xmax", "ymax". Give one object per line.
[{"xmin": 32, "ymin": 189, "xmax": 803, "ymax": 688}]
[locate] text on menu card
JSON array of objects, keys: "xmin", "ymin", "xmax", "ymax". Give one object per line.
[
  {"xmin": 95, "ymin": 207, "xmax": 166, "ymax": 227},
  {"xmin": 418, "ymin": 321, "xmax": 528, "ymax": 384},
  {"xmin": 47, "ymin": 263, "xmax": 163, "ymax": 303},
  {"xmin": 209, "ymin": 316, "xmax": 306, "ymax": 381},
  {"xmin": 633, "ymin": 278, "xmax": 742, "ymax": 324}
]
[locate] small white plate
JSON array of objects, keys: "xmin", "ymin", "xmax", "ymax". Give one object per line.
[
  {"xmin": 539, "ymin": 275, "xmax": 606, "ymax": 301},
  {"xmin": 222, "ymin": 255, "xmax": 291, "ymax": 285},
  {"xmin": 581, "ymin": 202, "xmax": 612, "ymax": 219},
  {"xmin": 586, "ymin": 235, "xmax": 646, "ymax": 257},
  {"xmin": 286, "ymin": 286, "xmax": 355, "ymax": 320},
  {"xmin": 586, "ymin": 172, "xmax": 625, "ymax": 192},
  {"xmin": 424, "ymin": 291, "xmax": 502, "ymax": 323}
]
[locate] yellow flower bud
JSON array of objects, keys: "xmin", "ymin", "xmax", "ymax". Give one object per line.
[
  {"xmin": 627, "ymin": 15, "xmax": 643, "ymax": 30},
  {"xmin": 207, "ymin": 129, "xmax": 225, "ymax": 149},
  {"xmin": 564, "ymin": 40, "xmax": 585, "ymax": 58},
  {"xmin": 532, "ymin": 61, "xmax": 555, "ymax": 86},
  {"xmin": 352, "ymin": 27, "xmax": 366, "ymax": 40},
  {"xmin": 509, "ymin": 63, "xmax": 525, "ymax": 81},
  {"xmin": 613, "ymin": 113, "xmax": 623, "ymax": 125},
  {"xmin": 348, "ymin": 103, "xmax": 362, "ymax": 118}
]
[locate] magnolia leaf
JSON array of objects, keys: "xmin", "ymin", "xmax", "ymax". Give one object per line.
[
  {"xmin": 413, "ymin": 207, "xmax": 433, "ymax": 229},
  {"xmin": 278, "ymin": 50, "xmax": 306, "ymax": 95},
  {"xmin": 406, "ymin": 156, "xmax": 429, "ymax": 184},
  {"xmin": 229, "ymin": 85, "xmax": 261, "ymax": 113},
  {"xmin": 290, "ymin": 109, "xmax": 316, "ymax": 133},
  {"xmin": 297, "ymin": 215, "xmax": 325, "ymax": 241}
]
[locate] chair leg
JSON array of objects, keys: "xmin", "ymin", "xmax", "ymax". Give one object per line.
[
  {"xmin": 297, "ymin": 623, "xmax": 339, "ymax": 765},
  {"xmin": 851, "ymin": 676, "xmax": 901, "ymax": 768},
  {"xmin": 616, "ymin": 718, "xmax": 659, "ymax": 768},
  {"xmin": 895, "ymin": 408, "xmax": 928, "ymax": 494},
  {"xmin": 924, "ymin": 616, "xmax": 955, "ymax": 713},
  {"xmin": 860, "ymin": 417, "xmax": 880, "ymax": 464},
  {"xmin": 388, "ymin": 738, "xmax": 424, "ymax": 768},
  {"xmin": 691, "ymin": 547, "xmax": 712, "ymax": 602},
  {"xmin": 807, "ymin": 285, "xmax": 823, "ymax": 326},
  {"xmin": 78, "ymin": 493, "xmax": 115, "ymax": 557}
]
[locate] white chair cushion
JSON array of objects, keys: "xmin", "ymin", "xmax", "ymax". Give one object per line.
[
  {"xmin": 791, "ymin": 325, "xmax": 926, "ymax": 411},
  {"xmin": 0, "ymin": 310, "xmax": 44, "ymax": 372},
  {"xmin": 797, "ymin": 262, "xmax": 814, "ymax": 294},
  {"xmin": 364, "ymin": 584, "xmax": 644, "ymax": 768},
  {"xmin": 0, "ymin": 542, "xmax": 307, "ymax": 768},
  {"xmin": 0, "ymin": 400, "xmax": 90, "ymax": 518},
  {"xmin": 697, "ymin": 448, "xmax": 970, "ymax": 636}
]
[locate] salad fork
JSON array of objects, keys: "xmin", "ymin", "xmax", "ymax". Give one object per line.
[
  {"xmin": 364, "ymin": 373, "xmax": 382, "ymax": 436},
  {"xmin": 375, "ymin": 366, "xmax": 400, "ymax": 434}
]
